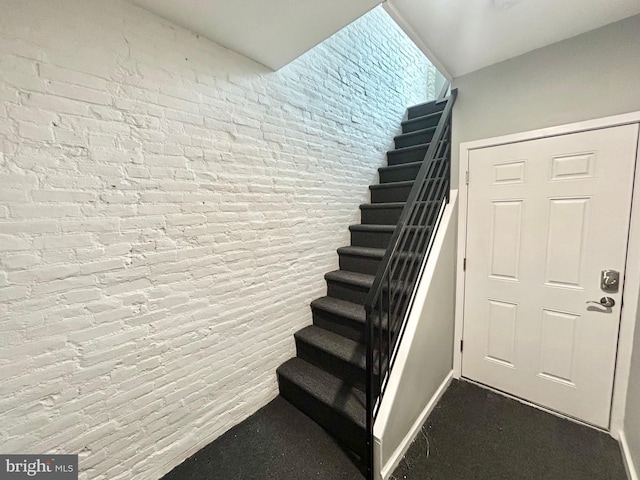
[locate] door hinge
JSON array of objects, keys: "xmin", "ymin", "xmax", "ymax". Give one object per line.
[
  {"xmin": 465, "ymin": 171, "xmax": 469, "ymax": 185},
  {"xmin": 463, "ymin": 258, "xmax": 466, "ymax": 271},
  {"xmin": 460, "ymin": 339, "xmax": 464, "ymax": 352}
]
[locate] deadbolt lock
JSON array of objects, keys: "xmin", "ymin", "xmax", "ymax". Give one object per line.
[{"xmin": 601, "ymin": 270, "xmax": 620, "ymax": 293}]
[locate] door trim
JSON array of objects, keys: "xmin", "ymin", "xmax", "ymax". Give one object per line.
[{"xmin": 454, "ymin": 111, "xmax": 640, "ymax": 436}]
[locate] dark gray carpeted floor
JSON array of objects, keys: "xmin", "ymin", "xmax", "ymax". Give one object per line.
[
  {"xmin": 392, "ymin": 380, "xmax": 627, "ymax": 480},
  {"xmin": 162, "ymin": 380, "xmax": 627, "ymax": 480},
  {"xmin": 161, "ymin": 395, "xmax": 365, "ymax": 480}
]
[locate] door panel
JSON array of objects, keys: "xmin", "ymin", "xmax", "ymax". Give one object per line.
[
  {"xmin": 462, "ymin": 124, "xmax": 639, "ymax": 428},
  {"xmin": 489, "ymin": 200, "xmax": 523, "ymax": 280},
  {"xmin": 544, "ymin": 197, "xmax": 588, "ymax": 287},
  {"xmin": 486, "ymin": 300, "xmax": 518, "ymax": 366}
]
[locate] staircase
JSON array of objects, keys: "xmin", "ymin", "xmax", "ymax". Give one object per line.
[{"xmin": 276, "ymin": 98, "xmax": 449, "ymax": 465}]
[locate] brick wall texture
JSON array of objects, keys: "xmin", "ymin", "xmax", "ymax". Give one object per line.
[{"xmin": 0, "ymin": 0, "xmax": 436, "ymax": 478}]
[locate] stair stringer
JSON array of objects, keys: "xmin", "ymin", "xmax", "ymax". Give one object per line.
[{"xmin": 373, "ymin": 190, "xmax": 458, "ymax": 480}]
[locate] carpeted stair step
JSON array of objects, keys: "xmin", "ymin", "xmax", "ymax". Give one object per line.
[
  {"xmin": 277, "ymin": 357, "xmax": 367, "ymax": 458},
  {"xmin": 401, "ymin": 111, "xmax": 441, "ymax": 134},
  {"xmin": 370, "ymin": 177, "xmax": 447, "ymax": 203},
  {"xmin": 349, "ymin": 220, "xmax": 435, "ymax": 251},
  {"xmin": 387, "ymin": 144, "xmax": 430, "ymax": 166},
  {"xmin": 310, "ymin": 296, "xmax": 391, "ymax": 346},
  {"xmin": 325, "ymin": 269, "xmax": 374, "ymax": 304},
  {"xmin": 394, "ymin": 126, "xmax": 436, "ymax": 149},
  {"xmin": 370, "ymin": 180, "xmax": 414, "ymax": 203},
  {"xmin": 360, "ymin": 202, "xmax": 405, "ymax": 225},
  {"xmin": 324, "ymin": 267, "xmax": 417, "ymax": 306},
  {"xmin": 379, "ymin": 161, "xmax": 422, "ymax": 183},
  {"xmin": 311, "ymin": 296, "xmax": 369, "ymax": 343},
  {"xmin": 294, "ymin": 325, "xmax": 372, "ymax": 391},
  {"xmin": 349, "ymin": 224, "xmax": 395, "ymax": 249},
  {"xmin": 381, "ymin": 158, "xmax": 449, "ymax": 184},
  {"xmin": 338, "ymin": 245, "xmax": 385, "ymax": 275},
  {"xmin": 313, "ymin": 279, "xmax": 406, "ymax": 333},
  {"xmin": 360, "ymin": 200, "xmax": 442, "ymax": 225},
  {"xmin": 407, "ymin": 99, "xmax": 446, "ymax": 119}
]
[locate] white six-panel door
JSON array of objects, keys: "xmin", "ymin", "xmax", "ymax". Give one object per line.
[{"xmin": 462, "ymin": 124, "xmax": 639, "ymax": 428}]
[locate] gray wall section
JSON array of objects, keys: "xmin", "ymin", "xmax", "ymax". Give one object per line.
[
  {"xmin": 451, "ymin": 14, "xmax": 640, "ymax": 187},
  {"xmin": 375, "ymin": 195, "xmax": 457, "ymax": 471},
  {"xmin": 450, "ymin": 13, "xmax": 640, "ymax": 471}
]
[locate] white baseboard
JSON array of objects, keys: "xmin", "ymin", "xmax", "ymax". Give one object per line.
[
  {"xmin": 379, "ymin": 371, "xmax": 453, "ymax": 480},
  {"xmin": 620, "ymin": 430, "xmax": 639, "ymax": 480}
]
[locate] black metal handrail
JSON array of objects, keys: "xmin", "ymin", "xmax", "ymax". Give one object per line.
[{"xmin": 364, "ymin": 88, "xmax": 457, "ymax": 479}]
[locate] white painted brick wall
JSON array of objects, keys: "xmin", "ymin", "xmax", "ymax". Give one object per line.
[{"xmin": 0, "ymin": 0, "xmax": 436, "ymax": 478}]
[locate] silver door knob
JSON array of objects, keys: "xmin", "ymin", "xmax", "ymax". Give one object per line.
[{"xmin": 586, "ymin": 297, "xmax": 615, "ymax": 307}]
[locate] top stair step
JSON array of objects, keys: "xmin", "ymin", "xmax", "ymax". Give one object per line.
[{"xmin": 407, "ymin": 99, "xmax": 446, "ymax": 119}]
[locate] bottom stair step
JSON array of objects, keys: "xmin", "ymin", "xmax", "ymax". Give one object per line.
[{"xmin": 277, "ymin": 357, "xmax": 366, "ymax": 458}]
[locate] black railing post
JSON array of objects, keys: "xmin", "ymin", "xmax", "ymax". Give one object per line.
[{"xmin": 365, "ymin": 304, "xmax": 374, "ymax": 480}]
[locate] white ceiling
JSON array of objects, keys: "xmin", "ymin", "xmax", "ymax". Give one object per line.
[
  {"xmin": 129, "ymin": 0, "xmax": 381, "ymax": 70},
  {"xmin": 384, "ymin": 0, "xmax": 640, "ymax": 78}
]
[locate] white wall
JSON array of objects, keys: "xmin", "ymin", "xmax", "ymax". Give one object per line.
[
  {"xmin": 451, "ymin": 14, "xmax": 640, "ymax": 186},
  {"xmin": 374, "ymin": 193, "xmax": 457, "ymax": 479},
  {"xmin": 626, "ymin": 302, "xmax": 640, "ymax": 474},
  {"xmin": 0, "ymin": 1, "xmax": 436, "ymax": 478}
]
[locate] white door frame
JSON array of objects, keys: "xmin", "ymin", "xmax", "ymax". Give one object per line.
[{"xmin": 454, "ymin": 111, "xmax": 640, "ymax": 438}]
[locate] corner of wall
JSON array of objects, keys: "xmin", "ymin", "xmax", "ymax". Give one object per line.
[{"xmin": 620, "ymin": 430, "xmax": 639, "ymax": 480}]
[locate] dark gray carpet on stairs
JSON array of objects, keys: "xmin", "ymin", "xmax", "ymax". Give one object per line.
[
  {"xmin": 392, "ymin": 380, "xmax": 627, "ymax": 480},
  {"xmin": 161, "ymin": 395, "xmax": 365, "ymax": 480}
]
